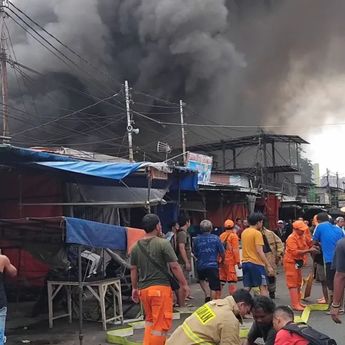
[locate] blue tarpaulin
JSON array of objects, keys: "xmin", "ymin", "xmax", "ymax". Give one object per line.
[
  {"xmin": 0, "ymin": 144, "xmax": 77, "ymax": 163},
  {"xmin": 0, "ymin": 144, "xmax": 198, "ymax": 190},
  {"xmin": 65, "ymin": 217, "xmax": 127, "ymax": 250},
  {"xmin": 35, "ymin": 161, "xmax": 142, "ymax": 181}
]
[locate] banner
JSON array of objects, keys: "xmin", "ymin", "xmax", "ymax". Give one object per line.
[{"xmin": 186, "ymin": 152, "xmax": 213, "ymax": 185}]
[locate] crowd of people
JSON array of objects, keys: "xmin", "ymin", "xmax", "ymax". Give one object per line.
[{"xmin": 130, "ymin": 211, "xmax": 343, "ymax": 344}]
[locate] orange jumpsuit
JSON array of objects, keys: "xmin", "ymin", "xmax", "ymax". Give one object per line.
[
  {"xmin": 303, "ymin": 227, "xmax": 313, "ymax": 265},
  {"xmin": 139, "ymin": 285, "xmax": 173, "ymax": 345},
  {"xmin": 284, "ymin": 232, "xmax": 310, "ymax": 288},
  {"xmin": 219, "ymin": 230, "xmax": 240, "ymax": 282}
]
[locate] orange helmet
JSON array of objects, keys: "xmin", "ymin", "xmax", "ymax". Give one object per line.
[{"xmin": 224, "ymin": 219, "xmax": 234, "ymax": 229}]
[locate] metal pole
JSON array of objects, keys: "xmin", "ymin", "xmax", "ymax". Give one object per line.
[
  {"xmin": 147, "ymin": 168, "xmax": 152, "ymax": 214},
  {"xmin": 0, "ymin": 2, "xmax": 9, "ymax": 142},
  {"xmin": 179, "ymin": 100, "xmax": 187, "ymax": 165},
  {"xmin": 336, "ymin": 172, "xmax": 339, "ymax": 208},
  {"xmin": 125, "ymin": 80, "xmax": 134, "ymax": 162},
  {"xmin": 78, "ymin": 246, "xmax": 83, "ymax": 345}
]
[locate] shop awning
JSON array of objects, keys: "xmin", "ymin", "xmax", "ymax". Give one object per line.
[
  {"xmin": 0, "ymin": 144, "xmax": 199, "ymax": 191},
  {"xmin": 0, "ymin": 216, "xmax": 127, "ymax": 251},
  {"xmin": 34, "ymin": 161, "xmax": 142, "ymax": 181}
]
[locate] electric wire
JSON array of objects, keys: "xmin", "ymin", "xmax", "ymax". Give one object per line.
[{"xmin": 11, "ymin": 93, "xmax": 120, "ymax": 137}]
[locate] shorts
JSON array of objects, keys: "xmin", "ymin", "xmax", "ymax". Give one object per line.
[
  {"xmin": 315, "ymin": 263, "xmax": 326, "ymax": 282},
  {"xmin": 197, "ymin": 268, "xmax": 221, "ymax": 291},
  {"xmin": 242, "ymin": 262, "xmax": 267, "ymax": 288},
  {"xmin": 325, "ymin": 262, "xmax": 335, "ymax": 291},
  {"xmin": 0, "ymin": 306, "xmax": 6, "ymax": 345}
]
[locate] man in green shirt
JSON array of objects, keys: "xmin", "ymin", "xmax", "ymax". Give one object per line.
[{"xmin": 131, "ymin": 214, "xmax": 189, "ymax": 345}]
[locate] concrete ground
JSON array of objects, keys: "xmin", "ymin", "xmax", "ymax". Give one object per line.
[{"xmin": 6, "ymin": 267, "xmax": 343, "ymax": 345}]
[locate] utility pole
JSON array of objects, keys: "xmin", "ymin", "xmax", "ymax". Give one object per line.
[
  {"xmin": 0, "ymin": 1, "xmax": 9, "ymax": 143},
  {"xmin": 336, "ymin": 171, "xmax": 339, "ymax": 208},
  {"xmin": 124, "ymin": 80, "xmax": 133, "ymax": 162},
  {"xmin": 179, "ymin": 99, "xmax": 186, "ymax": 165}
]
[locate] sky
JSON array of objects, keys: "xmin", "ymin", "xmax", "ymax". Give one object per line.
[
  {"xmin": 275, "ymin": 73, "xmax": 345, "ymax": 178},
  {"xmin": 6, "ymin": 0, "xmax": 345, "ymax": 173},
  {"xmin": 307, "ymin": 127, "xmax": 345, "ymax": 177}
]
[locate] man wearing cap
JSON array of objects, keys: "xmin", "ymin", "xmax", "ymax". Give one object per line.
[
  {"xmin": 219, "ymin": 219, "xmax": 241, "ymax": 296},
  {"xmin": 284, "ymin": 220, "xmax": 319, "ymax": 310}
]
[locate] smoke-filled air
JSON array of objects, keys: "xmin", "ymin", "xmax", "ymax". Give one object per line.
[{"xmin": 5, "ymin": 0, "xmax": 345, "ymax": 157}]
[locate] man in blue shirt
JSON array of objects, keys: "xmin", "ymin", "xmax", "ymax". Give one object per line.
[
  {"xmin": 313, "ymin": 212, "xmax": 344, "ymax": 298},
  {"xmin": 193, "ymin": 219, "xmax": 225, "ymax": 302}
]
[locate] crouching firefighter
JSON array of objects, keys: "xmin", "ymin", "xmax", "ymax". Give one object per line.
[{"xmin": 166, "ymin": 289, "xmax": 254, "ymax": 345}]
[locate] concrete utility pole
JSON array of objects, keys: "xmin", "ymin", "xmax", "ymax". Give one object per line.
[
  {"xmin": 0, "ymin": 1, "xmax": 9, "ymax": 142},
  {"xmin": 179, "ymin": 99, "xmax": 186, "ymax": 165},
  {"xmin": 124, "ymin": 80, "xmax": 133, "ymax": 162},
  {"xmin": 336, "ymin": 171, "xmax": 339, "ymax": 208}
]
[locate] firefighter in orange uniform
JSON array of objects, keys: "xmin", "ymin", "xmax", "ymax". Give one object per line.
[
  {"xmin": 284, "ymin": 220, "xmax": 319, "ymax": 311},
  {"xmin": 219, "ymin": 219, "xmax": 241, "ymax": 296}
]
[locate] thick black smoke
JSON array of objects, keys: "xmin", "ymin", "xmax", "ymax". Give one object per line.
[{"xmin": 6, "ymin": 0, "xmax": 345, "ymax": 157}]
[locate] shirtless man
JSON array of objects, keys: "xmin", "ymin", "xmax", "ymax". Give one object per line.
[{"xmin": 0, "ymin": 254, "xmax": 17, "ymax": 345}]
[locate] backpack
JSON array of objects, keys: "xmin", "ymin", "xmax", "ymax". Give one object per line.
[{"xmin": 283, "ymin": 323, "xmax": 337, "ymax": 345}]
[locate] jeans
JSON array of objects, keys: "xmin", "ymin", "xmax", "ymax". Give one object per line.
[{"xmin": 0, "ymin": 307, "xmax": 7, "ymax": 345}]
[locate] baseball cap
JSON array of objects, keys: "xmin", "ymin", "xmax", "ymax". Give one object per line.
[
  {"xmin": 292, "ymin": 220, "xmax": 308, "ymax": 232},
  {"xmin": 224, "ymin": 219, "xmax": 234, "ymax": 229},
  {"xmin": 277, "ymin": 220, "xmax": 284, "ymax": 224}
]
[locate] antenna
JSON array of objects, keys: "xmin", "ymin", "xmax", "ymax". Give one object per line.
[{"xmin": 157, "ymin": 141, "xmax": 172, "ymax": 161}]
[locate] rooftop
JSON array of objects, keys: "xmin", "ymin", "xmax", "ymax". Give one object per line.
[{"xmin": 187, "ymin": 134, "xmax": 308, "ymax": 153}]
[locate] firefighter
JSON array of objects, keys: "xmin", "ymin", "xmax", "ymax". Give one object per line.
[
  {"xmin": 283, "ymin": 220, "xmax": 319, "ymax": 311},
  {"xmin": 261, "ymin": 227, "xmax": 284, "ymax": 299},
  {"xmin": 166, "ymin": 289, "xmax": 254, "ymax": 345},
  {"xmin": 219, "ymin": 219, "xmax": 241, "ymax": 296}
]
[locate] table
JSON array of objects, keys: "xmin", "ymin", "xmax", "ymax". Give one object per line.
[{"xmin": 47, "ymin": 278, "xmax": 123, "ymax": 330}]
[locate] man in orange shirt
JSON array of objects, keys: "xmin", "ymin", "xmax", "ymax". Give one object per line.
[
  {"xmin": 241, "ymin": 212, "xmax": 274, "ymax": 296},
  {"xmin": 219, "ymin": 219, "xmax": 241, "ymax": 296},
  {"xmin": 283, "ymin": 220, "xmax": 319, "ymax": 311}
]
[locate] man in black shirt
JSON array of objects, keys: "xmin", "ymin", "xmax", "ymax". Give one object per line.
[{"xmin": 243, "ymin": 296, "xmax": 276, "ymax": 345}]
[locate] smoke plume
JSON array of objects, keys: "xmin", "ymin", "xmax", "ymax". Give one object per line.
[{"xmin": 5, "ymin": 0, "xmax": 345, "ymax": 157}]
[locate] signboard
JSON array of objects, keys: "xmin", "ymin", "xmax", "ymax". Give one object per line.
[
  {"xmin": 150, "ymin": 167, "xmax": 168, "ymax": 180},
  {"xmin": 186, "ymin": 152, "xmax": 213, "ymax": 185}
]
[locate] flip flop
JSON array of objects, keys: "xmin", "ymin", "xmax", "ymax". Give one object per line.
[{"xmin": 317, "ymin": 297, "xmax": 327, "ymax": 304}]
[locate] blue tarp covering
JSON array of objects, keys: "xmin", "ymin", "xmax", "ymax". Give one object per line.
[
  {"xmin": 0, "ymin": 144, "xmax": 198, "ymax": 190},
  {"xmin": 65, "ymin": 217, "xmax": 127, "ymax": 250},
  {"xmin": 169, "ymin": 168, "xmax": 199, "ymax": 191},
  {"xmin": 0, "ymin": 144, "xmax": 77, "ymax": 163},
  {"xmin": 34, "ymin": 161, "xmax": 143, "ymax": 181}
]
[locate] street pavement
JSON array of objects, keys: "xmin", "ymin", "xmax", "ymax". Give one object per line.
[{"xmin": 6, "ymin": 266, "xmax": 344, "ymax": 344}]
